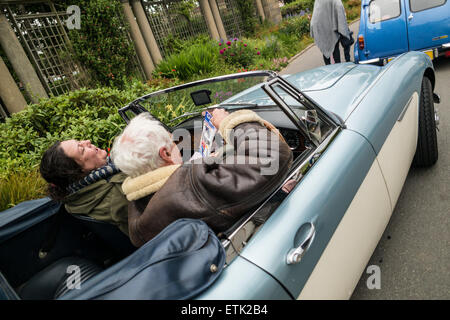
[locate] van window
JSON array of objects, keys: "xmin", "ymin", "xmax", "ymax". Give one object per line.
[
  {"xmin": 369, "ymin": 0, "xmax": 401, "ymax": 23},
  {"xmin": 410, "ymin": 0, "xmax": 446, "ymax": 12}
]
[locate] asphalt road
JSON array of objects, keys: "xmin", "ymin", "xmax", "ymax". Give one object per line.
[{"xmin": 281, "ymin": 21, "xmax": 450, "ymax": 300}]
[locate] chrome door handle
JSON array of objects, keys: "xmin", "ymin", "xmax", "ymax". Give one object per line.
[
  {"xmin": 286, "ymin": 223, "xmax": 315, "ymax": 265},
  {"xmin": 408, "ymin": 13, "xmax": 414, "ymax": 21}
]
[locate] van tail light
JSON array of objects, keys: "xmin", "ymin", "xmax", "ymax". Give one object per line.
[{"xmin": 358, "ymin": 35, "xmax": 365, "ymax": 50}]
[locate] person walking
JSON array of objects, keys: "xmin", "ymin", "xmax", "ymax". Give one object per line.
[{"xmin": 310, "ymin": 0, "xmax": 353, "ymax": 65}]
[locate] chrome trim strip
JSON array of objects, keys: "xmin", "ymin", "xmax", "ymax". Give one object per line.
[
  {"xmin": 397, "ymin": 95, "xmax": 414, "ymax": 122},
  {"xmin": 358, "ymin": 58, "xmax": 380, "ymax": 64}
]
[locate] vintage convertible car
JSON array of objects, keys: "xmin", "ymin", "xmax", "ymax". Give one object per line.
[{"xmin": 0, "ymin": 51, "xmax": 440, "ymax": 300}]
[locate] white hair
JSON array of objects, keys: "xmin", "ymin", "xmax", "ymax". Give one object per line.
[{"xmin": 111, "ymin": 113, "xmax": 173, "ymax": 178}]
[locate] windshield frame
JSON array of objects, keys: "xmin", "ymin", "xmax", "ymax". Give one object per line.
[{"xmin": 118, "ymin": 71, "xmax": 342, "ymax": 142}]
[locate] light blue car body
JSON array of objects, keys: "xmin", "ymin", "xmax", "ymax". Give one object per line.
[
  {"xmin": 197, "ymin": 52, "xmax": 435, "ymax": 299},
  {"xmin": 355, "ymin": 0, "xmax": 450, "ymax": 64}
]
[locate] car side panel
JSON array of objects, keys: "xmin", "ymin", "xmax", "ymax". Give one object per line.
[
  {"xmin": 194, "ymin": 256, "xmax": 292, "ymax": 299},
  {"xmin": 298, "ymin": 158, "xmax": 391, "ymax": 299},
  {"xmin": 345, "ymin": 52, "xmax": 431, "ymax": 209},
  {"xmin": 376, "ymin": 92, "xmax": 419, "ymax": 208},
  {"xmin": 345, "ymin": 52, "xmax": 431, "ymax": 154},
  {"xmin": 237, "ymin": 129, "xmax": 380, "ymax": 297}
]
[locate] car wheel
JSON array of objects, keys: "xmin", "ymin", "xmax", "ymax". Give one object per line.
[{"xmin": 413, "ymin": 77, "xmax": 438, "ymax": 167}]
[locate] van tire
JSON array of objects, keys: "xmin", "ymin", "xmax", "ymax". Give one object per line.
[{"xmin": 413, "ymin": 77, "xmax": 438, "ymax": 167}]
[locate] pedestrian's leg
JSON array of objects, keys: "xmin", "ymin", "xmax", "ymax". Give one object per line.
[
  {"xmin": 333, "ymin": 41, "xmax": 341, "ymax": 64},
  {"xmin": 323, "ymin": 55, "xmax": 331, "ymax": 65},
  {"xmin": 343, "ymin": 44, "xmax": 351, "ymax": 62}
]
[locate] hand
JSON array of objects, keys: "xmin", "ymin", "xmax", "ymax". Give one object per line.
[
  {"xmin": 202, "ymin": 108, "xmax": 229, "ymax": 129},
  {"xmin": 282, "ymin": 179, "xmax": 298, "ymax": 194}
]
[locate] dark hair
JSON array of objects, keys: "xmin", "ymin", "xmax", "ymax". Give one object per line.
[{"xmin": 39, "ymin": 141, "xmax": 85, "ymax": 201}]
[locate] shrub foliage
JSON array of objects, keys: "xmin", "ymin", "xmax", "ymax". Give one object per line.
[{"xmin": 67, "ymin": 0, "xmax": 141, "ymax": 88}]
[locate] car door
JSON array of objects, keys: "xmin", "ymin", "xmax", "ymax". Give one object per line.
[
  {"xmin": 345, "ymin": 52, "xmax": 427, "ymax": 211},
  {"xmin": 238, "ymin": 128, "xmax": 392, "ymax": 299},
  {"xmin": 405, "ymin": 0, "xmax": 450, "ymax": 51},
  {"xmin": 362, "ymin": 0, "xmax": 409, "ymax": 59}
]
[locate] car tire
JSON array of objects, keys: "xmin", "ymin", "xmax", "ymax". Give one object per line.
[{"xmin": 412, "ymin": 77, "xmax": 438, "ymax": 167}]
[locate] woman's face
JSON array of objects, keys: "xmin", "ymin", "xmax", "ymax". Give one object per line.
[{"xmin": 60, "ymin": 140, "xmax": 108, "ymax": 173}]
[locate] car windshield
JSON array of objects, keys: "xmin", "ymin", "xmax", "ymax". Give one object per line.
[{"xmin": 120, "ymin": 72, "xmax": 307, "ymax": 128}]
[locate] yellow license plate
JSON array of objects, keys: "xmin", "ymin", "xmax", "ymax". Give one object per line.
[{"xmin": 423, "ymin": 49, "xmax": 434, "ymax": 60}]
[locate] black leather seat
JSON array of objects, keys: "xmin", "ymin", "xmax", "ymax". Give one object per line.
[
  {"xmin": 71, "ymin": 214, "xmax": 136, "ymax": 258},
  {"xmin": 17, "ymin": 256, "xmax": 102, "ymax": 300}
]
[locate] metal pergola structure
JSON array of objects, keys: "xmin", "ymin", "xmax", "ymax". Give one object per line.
[
  {"xmin": 1, "ymin": 1, "xmax": 88, "ymax": 95},
  {"xmin": 141, "ymin": 0, "xmax": 245, "ymax": 58},
  {"xmin": 0, "ymin": 0, "xmax": 145, "ymax": 97}
]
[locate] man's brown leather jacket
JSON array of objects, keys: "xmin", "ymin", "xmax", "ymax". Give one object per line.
[{"xmin": 126, "ymin": 110, "xmax": 293, "ymax": 247}]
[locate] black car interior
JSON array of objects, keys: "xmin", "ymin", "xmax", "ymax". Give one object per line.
[{"xmin": 0, "ymin": 206, "xmax": 136, "ymax": 300}]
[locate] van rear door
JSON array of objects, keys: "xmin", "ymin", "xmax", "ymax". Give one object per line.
[
  {"xmin": 362, "ymin": 0, "xmax": 408, "ymax": 59},
  {"xmin": 405, "ymin": 0, "xmax": 450, "ymax": 51}
]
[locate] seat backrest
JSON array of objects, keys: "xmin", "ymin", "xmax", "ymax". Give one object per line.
[{"xmin": 71, "ymin": 214, "xmax": 136, "ymax": 258}]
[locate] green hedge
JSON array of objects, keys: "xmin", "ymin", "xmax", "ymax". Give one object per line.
[
  {"xmin": 0, "ymin": 80, "xmax": 168, "ymax": 178},
  {"xmin": 154, "ymin": 41, "xmax": 219, "ymax": 80},
  {"xmin": 282, "ymin": 0, "xmax": 361, "ymax": 22},
  {"xmin": 281, "ymin": 0, "xmax": 315, "ymax": 18},
  {"xmin": 66, "ymin": 0, "xmax": 141, "ymax": 88}
]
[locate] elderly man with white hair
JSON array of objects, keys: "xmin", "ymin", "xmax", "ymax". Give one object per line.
[{"xmin": 111, "ymin": 109, "xmax": 293, "ymax": 247}]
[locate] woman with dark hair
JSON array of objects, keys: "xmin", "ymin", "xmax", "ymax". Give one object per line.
[{"xmin": 40, "ymin": 140, "xmax": 129, "ymax": 236}]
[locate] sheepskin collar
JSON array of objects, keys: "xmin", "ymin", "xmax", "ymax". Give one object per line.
[
  {"xmin": 121, "ymin": 164, "xmax": 180, "ymax": 201},
  {"xmin": 219, "ymin": 109, "xmax": 284, "ymax": 144}
]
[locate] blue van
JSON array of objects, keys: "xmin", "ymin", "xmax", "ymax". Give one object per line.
[{"xmin": 355, "ymin": 0, "xmax": 450, "ymax": 64}]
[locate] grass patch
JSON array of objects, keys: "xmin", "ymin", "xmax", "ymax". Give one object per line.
[{"xmin": 0, "ymin": 169, "xmax": 47, "ymax": 211}]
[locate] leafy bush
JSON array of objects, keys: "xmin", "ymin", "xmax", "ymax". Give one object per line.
[
  {"xmin": 279, "ymin": 15, "xmax": 311, "ymax": 38},
  {"xmin": 270, "ymin": 57, "xmax": 290, "ymax": 71},
  {"xmin": 275, "ymin": 32, "xmax": 303, "ymax": 55},
  {"xmin": 162, "ymin": 34, "xmax": 211, "ymax": 56},
  {"xmin": 236, "ymin": 0, "xmax": 259, "ymax": 36},
  {"xmin": 260, "ymin": 36, "xmax": 285, "ymax": 59},
  {"xmin": 0, "ymin": 81, "xmax": 153, "ymax": 176},
  {"xmin": 281, "ymin": 0, "xmax": 315, "ymax": 18},
  {"xmin": 67, "ymin": 0, "xmax": 141, "ymax": 88},
  {"xmin": 218, "ymin": 38, "xmax": 258, "ymax": 68},
  {"xmin": 154, "ymin": 42, "xmax": 218, "ymax": 80},
  {"xmin": 343, "ymin": 0, "xmax": 361, "ymax": 21}
]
